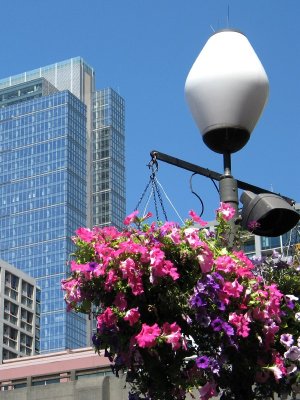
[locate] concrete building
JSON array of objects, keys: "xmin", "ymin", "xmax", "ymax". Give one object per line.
[
  {"xmin": 0, "ymin": 347, "xmax": 292, "ymax": 399},
  {"xmin": 0, "ymin": 58, "xmax": 126, "ymax": 354},
  {"xmin": 0, "ymin": 347, "xmax": 129, "ymax": 400},
  {"xmin": 0, "ymin": 259, "xmax": 40, "ymax": 363}
]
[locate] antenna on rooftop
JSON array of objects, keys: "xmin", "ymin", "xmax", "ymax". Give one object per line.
[{"xmin": 227, "ymin": 4, "xmax": 230, "ymax": 27}]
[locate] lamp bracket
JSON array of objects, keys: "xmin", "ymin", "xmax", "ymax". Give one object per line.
[{"xmin": 150, "ymin": 150, "xmax": 296, "ymax": 205}]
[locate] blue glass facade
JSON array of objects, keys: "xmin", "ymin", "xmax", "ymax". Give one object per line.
[
  {"xmin": 0, "ymin": 57, "xmax": 126, "ymax": 354},
  {"xmin": 0, "ymin": 90, "xmax": 87, "ymax": 352},
  {"xmin": 93, "ymin": 88, "xmax": 125, "ymax": 229}
]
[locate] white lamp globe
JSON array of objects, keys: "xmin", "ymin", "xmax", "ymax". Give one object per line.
[{"xmin": 185, "ymin": 29, "xmax": 269, "ymax": 154}]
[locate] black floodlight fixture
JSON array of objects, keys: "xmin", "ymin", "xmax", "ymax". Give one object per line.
[{"xmin": 240, "ymin": 191, "xmax": 300, "ymax": 237}]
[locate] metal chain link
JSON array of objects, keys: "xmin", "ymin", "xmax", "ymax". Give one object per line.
[
  {"xmin": 152, "ymin": 175, "xmax": 168, "ymax": 221},
  {"xmin": 134, "ymin": 179, "xmax": 151, "ymax": 211},
  {"xmin": 134, "ymin": 158, "xmax": 168, "ymax": 221}
]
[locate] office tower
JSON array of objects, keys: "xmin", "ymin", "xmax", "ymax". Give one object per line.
[
  {"xmin": 92, "ymin": 88, "xmax": 126, "ymax": 229},
  {"xmin": 0, "ymin": 57, "xmax": 95, "ymax": 227},
  {"xmin": 0, "ymin": 78, "xmax": 88, "ymax": 353},
  {"xmin": 0, "ymin": 58, "xmax": 126, "ymax": 354},
  {"xmin": 0, "ymin": 259, "xmax": 40, "ymax": 363}
]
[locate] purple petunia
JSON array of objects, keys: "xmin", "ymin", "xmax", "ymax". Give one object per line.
[
  {"xmin": 196, "ymin": 356, "xmax": 220, "ymax": 376},
  {"xmin": 284, "ymin": 346, "xmax": 300, "ymax": 361},
  {"xmin": 196, "ymin": 355, "xmax": 210, "ymax": 369},
  {"xmin": 280, "ymin": 333, "xmax": 294, "ymax": 348},
  {"xmin": 211, "ymin": 318, "xmax": 223, "ymax": 332},
  {"xmin": 222, "ymin": 322, "xmax": 235, "ymax": 336},
  {"xmin": 190, "ymin": 293, "xmax": 207, "ymax": 308}
]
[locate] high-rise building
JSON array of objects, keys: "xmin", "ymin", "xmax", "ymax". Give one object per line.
[
  {"xmin": 92, "ymin": 88, "xmax": 125, "ymax": 229},
  {"xmin": 0, "ymin": 58, "xmax": 126, "ymax": 354},
  {"xmin": 0, "ymin": 259, "xmax": 40, "ymax": 363}
]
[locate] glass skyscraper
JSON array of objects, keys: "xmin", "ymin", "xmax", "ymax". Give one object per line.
[
  {"xmin": 0, "ymin": 58, "xmax": 125, "ymax": 354},
  {"xmin": 93, "ymin": 88, "xmax": 125, "ymax": 229}
]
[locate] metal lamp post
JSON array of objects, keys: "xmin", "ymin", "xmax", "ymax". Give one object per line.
[
  {"xmin": 151, "ymin": 29, "xmax": 299, "ymax": 241},
  {"xmin": 185, "ymin": 29, "xmax": 269, "ymax": 223}
]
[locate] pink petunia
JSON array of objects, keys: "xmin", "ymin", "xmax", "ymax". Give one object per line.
[
  {"xmin": 229, "ymin": 312, "xmax": 250, "ymax": 337},
  {"xmin": 184, "ymin": 227, "xmax": 202, "ymax": 248},
  {"xmin": 104, "ymin": 269, "xmax": 119, "ymax": 292},
  {"xmin": 168, "ymin": 228, "xmax": 181, "ymax": 244},
  {"xmin": 223, "ymin": 279, "xmax": 244, "ymax": 298},
  {"xmin": 197, "ymin": 253, "xmax": 213, "ymax": 273},
  {"xmin": 162, "ymin": 322, "xmax": 182, "ymax": 350},
  {"xmin": 263, "ymin": 321, "xmax": 280, "ymax": 348},
  {"xmin": 215, "ymin": 255, "xmax": 236, "ymax": 273},
  {"xmin": 120, "ymin": 258, "xmax": 144, "ymax": 295},
  {"xmin": 216, "ymin": 202, "xmax": 236, "ymax": 221},
  {"xmin": 135, "ymin": 323, "xmax": 161, "ymax": 348},
  {"xmin": 75, "ymin": 227, "xmax": 94, "ymax": 242},
  {"xmin": 233, "ymin": 251, "xmax": 255, "ymax": 271},
  {"xmin": 124, "ymin": 210, "xmax": 139, "ymax": 225},
  {"xmin": 189, "ymin": 210, "xmax": 207, "ymax": 226},
  {"xmin": 268, "ymin": 365, "xmax": 285, "ymax": 381},
  {"xmin": 124, "ymin": 308, "xmax": 140, "ymax": 326},
  {"xmin": 267, "ymin": 353, "xmax": 287, "ymax": 381},
  {"xmin": 61, "ymin": 278, "xmax": 82, "ymax": 305},
  {"xmin": 149, "ymin": 247, "xmax": 179, "ymax": 281},
  {"xmin": 113, "ymin": 292, "xmax": 127, "ymax": 311},
  {"xmin": 97, "ymin": 307, "xmax": 117, "ymax": 330}
]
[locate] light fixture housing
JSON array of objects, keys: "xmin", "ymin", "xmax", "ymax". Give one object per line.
[
  {"xmin": 185, "ymin": 29, "xmax": 269, "ymax": 154},
  {"xmin": 240, "ymin": 191, "xmax": 300, "ymax": 237}
]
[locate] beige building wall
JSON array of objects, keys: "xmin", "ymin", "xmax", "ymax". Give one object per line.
[{"xmin": 0, "ymin": 259, "xmax": 40, "ymax": 363}]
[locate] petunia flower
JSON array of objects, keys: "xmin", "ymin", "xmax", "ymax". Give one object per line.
[
  {"xmin": 189, "ymin": 210, "xmax": 207, "ymax": 226},
  {"xmin": 280, "ymin": 333, "xmax": 294, "ymax": 348},
  {"xmin": 162, "ymin": 322, "xmax": 182, "ymax": 350},
  {"xmin": 135, "ymin": 323, "xmax": 161, "ymax": 348},
  {"xmin": 124, "ymin": 210, "xmax": 139, "ymax": 225},
  {"xmin": 216, "ymin": 202, "xmax": 236, "ymax": 221},
  {"xmin": 124, "ymin": 308, "xmax": 140, "ymax": 326},
  {"xmin": 196, "ymin": 355, "xmax": 210, "ymax": 369},
  {"xmin": 284, "ymin": 346, "xmax": 300, "ymax": 361},
  {"xmin": 75, "ymin": 227, "xmax": 94, "ymax": 242}
]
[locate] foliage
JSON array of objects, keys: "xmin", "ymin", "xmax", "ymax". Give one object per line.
[{"xmin": 61, "ymin": 205, "xmax": 300, "ymax": 400}]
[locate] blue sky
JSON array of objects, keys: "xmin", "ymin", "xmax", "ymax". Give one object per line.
[{"xmin": 1, "ymin": 0, "xmax": 299, "ymax": 223}]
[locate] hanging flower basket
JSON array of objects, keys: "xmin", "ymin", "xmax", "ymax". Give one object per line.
[{"xmin": 61, "ymin": 205, "xmax": 300, "ymax": 400}]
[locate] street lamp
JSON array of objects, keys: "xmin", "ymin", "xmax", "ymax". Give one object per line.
[
  {"xmin": 185, "ymin": 29, "xmax": 269, "ymax": 155},
  {"xmin": 152, "ymin": 29, "xmax": 299, "ymax": 238}
]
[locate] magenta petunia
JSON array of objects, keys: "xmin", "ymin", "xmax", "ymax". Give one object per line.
[
  {"xmin": 135, "ymin": 323, "xmax": 161, "ymax": 348},
  {"xmin": 123, "ymin": 210, "xmax": 139, "ymax": 225},
  {"xmin": 113, "ymin": 292, "xmax": 127, "ymax": 311},
  {"xmin": 62, "ymin": 207, "xmax": 300, "ymax": 400},
  {"xmin": 75, "ymin": 227, "xmax": 94, "ymax": 242},
  {"xmin": 189, "ymin": 210, "xmax": 207, "ymax": 226},
  {"xmin": 229, "ymin": 312, "xmax": 250, "ymax": 337},
  {"xmin": 96, "ymin": 307, "xmax": 117, "ymax": 330},
  {"xmin": 216, "ymin": 202, "xmax": 236, "ymax": 221},
  {"xmin": 124, "ymin": 308, "xmax": 140, "ymax": 326},
  {"xmin": 162, "ymin": 322, "xmax": 182, "ymax": 350}
]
